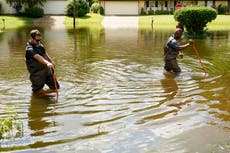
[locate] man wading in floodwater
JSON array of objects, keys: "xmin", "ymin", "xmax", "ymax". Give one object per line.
[
  {"xmin": 164, "ymin": 28, "xmax": 193, "ymax": 74},
  {"xmin": 25, "ymin": 29, "xmax": 60, "ymax": 96}
]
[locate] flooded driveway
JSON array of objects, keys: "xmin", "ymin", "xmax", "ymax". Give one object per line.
[
  {"xmin": 0, "ymin": 19, "xmax": 230, "ymax": 152},
  {"xmin": 102, "ymin": 16, "xmax": 138, "ymax": 28}
]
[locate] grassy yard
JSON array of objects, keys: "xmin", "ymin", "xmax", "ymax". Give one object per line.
[
  {"xmin": 64, "ymin": 13, "xmax": 104, "ymax": 29},
  {"xmin": 139, "ymin": 15, "xmax": 177, "ymax": 30},
  {"xmin": 139, "ymin": 15, "xmax": 230, "ymax": 31},
  {"xmin": 0, "ymin": 14, "xmax": 229, "ymax": 31},
  {"xmin": 0, "ymin": 16, "xmax": 32, "ymax": 30}
]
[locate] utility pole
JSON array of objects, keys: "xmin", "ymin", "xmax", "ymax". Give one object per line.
[{"xmin": 73, "ymin": 0, "xmax": 76, "ymax": 28}]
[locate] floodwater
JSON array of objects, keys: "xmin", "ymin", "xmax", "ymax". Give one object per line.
[{"xmin": 0, "ymin": 24, "xmax": 230, "ymax": 153}]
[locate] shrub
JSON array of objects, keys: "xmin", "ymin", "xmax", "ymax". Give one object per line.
[
  {"xmin": 91, "ymin": 2, "xmax": 100, "ymax": 13},
  {"xmin": 66, "ymin": 0, "xmax": 89, "ymax": 17},
  {"xmin": 0, "ymin": 2, "xmax": 2, "ymax": 14},
  {"xmin": 0, "ymin": 106, "xmax": 23, "ymax": 140},
  {"xmin": 99, "ymin": 6, "xmax": 104, "ymax": 15},
  {"xmin": 174, "ymin": 7, "xmax": 217, "ymax": 36},
  {"xmin": 140, "ymin": 8, "xmax": 146, "ymax": 15},
  {"xmin": 148, "ymin": 8, "xmax": 154, "ymax": 15},
  {"xmin": 24, "ymin": 7, "xmax": 44, "ymax": 18},
  {"xmin": 155, "ymin": 10, "xmax": 172, "ymax": 15},
  {"xmin": 217, "ymin": 4, "xmax": 228, "ymax": 14}
]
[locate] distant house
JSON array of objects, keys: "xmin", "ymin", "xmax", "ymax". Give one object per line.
[
  {"xmin": 0, "ymin": 0, "xmax": 229, "ymax": 15},
  {"xmin": 0, "ymin": 0, "xmax": 67, "ymax": 15},
  {"xmin": 100, "ymin": 0, "xmax": 230, "ymax": 15}
]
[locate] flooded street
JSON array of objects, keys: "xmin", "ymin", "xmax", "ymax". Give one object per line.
[{"xmin": 0, "ymin": 24, "xmax": 230, "ymax": 152}]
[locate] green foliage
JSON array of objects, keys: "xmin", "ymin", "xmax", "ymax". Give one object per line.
[
  {"xmin": 140, "ymin": 8, "xmax": 146, "ymax": 15},
  {"xmin": 148, "ymin": 8, "xmax": 154, "ymax": 15},
  {"xmin": 0, "ymin": 106, "xmax": 23, "ymax": 140},
  {"xmin": 217, "ymin": 4, "xmax": 228, "ymax": 14},
  {"xmin": 66, "ymin": 0, "xmax": 89, "ymax": 17},
  {"xmin": 24, "ymin": 7, "xmax": 44, "ymax": 18},
  {"xmin": 99, "ymin": 6, "xmax": 104, "ymax": 15},
  {"xmin": 91, "ymin": 3, "xmax": 100, "ymax": 13},
  {"xmin": 174, "ymin": 7, "xmax": 217, "ymax": 36},
  {"xmin": 0, "ymin": 3, "xmax": 2, "ymax": 14},
  {"xmin": 24, "ymin": 0, "xmax": 47, "ymax": 8},
  {"xmin": 155, "ymin": 10, "xmax": 172, "ymax": 15}
]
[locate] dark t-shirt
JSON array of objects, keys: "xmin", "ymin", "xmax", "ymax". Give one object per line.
[
  {"xmin": 164, "ymin": 35, "xmax": 180, "ymax": 60},
  {"xmin": 25, "ymin": 41, "xmax": 46, "ymax": 60}
]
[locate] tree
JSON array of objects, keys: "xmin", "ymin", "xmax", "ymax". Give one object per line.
[
  {"xmin": 66, "ymin": 0, "xmax": 89, "ymax": 17},
  {"xmin": 6, "ymin": 0, "xmax": 23, "ymax": 13},
  {"xmin": 174, "ymin": 7, "xmax": 217, "ymax": 36},
  {"xmin": 23, "ymin": 0, "xmax": 47, "ymax": 8},
  {"xmin": 6, "ymin": 0, "xmax": 46, "ymax": 14}
]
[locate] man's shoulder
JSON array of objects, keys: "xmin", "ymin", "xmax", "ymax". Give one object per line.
[{"xmin": 26, "ymin": 42, "xmax": 33, "ymax": 51}]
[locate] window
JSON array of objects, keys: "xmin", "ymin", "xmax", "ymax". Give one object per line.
[{"xmin": 165, "ymin": 1, "xmax": 168, "ymax": 7}]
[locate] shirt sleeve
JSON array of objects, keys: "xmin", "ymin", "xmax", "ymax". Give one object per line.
[
  {"xmin": 25, "ymin": 44, "xmax": 37, "ymax": 60},
  {"xmin": 168, "ymin": 39, "xmax": 180, "ymax": 51}
]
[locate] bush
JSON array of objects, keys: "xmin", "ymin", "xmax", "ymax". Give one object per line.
[
  {"xmin": 174, "ymin": 7, "xmax": 217, "ymax": 36},
  {"xmin": 91, "ymin": 2, "xmax": 100, "ymax": 13},
  {"xmin": 99, "ymin": 6, "xmax": 104, "ymax": 15},
  {"xmin": 148, "ymin": 8, "xmax": 154, "ymax": 15},
  {"xmin": 155, "ymin": 10, "xmax": 172, "ymax": 15},
  {"xmin": 24, "ymin": 7, "xmax": 44, "ymax": 18},
  {"xmin": 217, "ymin": 4, "xmax": 228, "ymax": 14},
  {"xmin": 66, "ymin": 0, "xmax": 89, "ymax": 17},
  {"xmin": 0, "ymin": 2, "xmax": 2, "ymax": 14},
  {"xmin": 140, "ymin": 8, "xmax": 146, "ymax": 15}
]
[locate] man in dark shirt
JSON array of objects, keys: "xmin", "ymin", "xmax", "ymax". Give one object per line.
[
  {"xmin": 164, "ymin": 28, "xmax": 193, "ymax": 74},
  {"xmin": 25, "ymin": 29, "xmax": 60, "ymax": 95}
]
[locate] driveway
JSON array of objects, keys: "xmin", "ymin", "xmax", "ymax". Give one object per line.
[
  {"xmin": 102, "ymin": 16, "xmax": 139, "ymax": 28},
  {"xmin": 33, "ymin": 16, "xmax": 66, "ymax": 29}
]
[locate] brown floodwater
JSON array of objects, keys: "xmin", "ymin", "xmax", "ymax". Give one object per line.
[{"xmin": 0, "ymin": 25, "xmax": 230, "ymax": 152}]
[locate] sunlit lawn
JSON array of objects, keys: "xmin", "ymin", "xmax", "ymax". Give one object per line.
[
  {"xmin": 64, "ymin": 13, "xmax": 104, "ymax": 29},
  {"xmin": 0, "ymin": 14, "xmax": 229, "ymax": 31},
  {"xmin": 139, "ymin": 15, "xmax": 177, "ymax": 30},
  {"xmin": 139, "ymin": 14, "xmax": 230, "ymax": 31},
  {"xmin": 207, "ymin": 15, "xmax": 230, "ymax": 31},
  {"xmin": 0, "ymin": 16, "xmax": 32, "ymax": 30}
]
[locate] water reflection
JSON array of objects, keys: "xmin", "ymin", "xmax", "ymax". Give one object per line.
[
  {"xmin": 28, "ymin": 94, "xmax": 57, "ymax": 137},
  {"xmin": 0, "ymin": 26, "xmax": 230, "ymax": 152},
  {"xmin": 160, "ymin": 72, "xmax": 178, "ymax": 101}
]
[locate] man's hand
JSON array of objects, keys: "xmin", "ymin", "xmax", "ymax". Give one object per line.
[
  {"xmin": 188, "ymin": 39, "xmax": 194, "ymax": 45},
  {"xmin": 46, "ymin": 62, "xmax": 54, "ymax": 70}
]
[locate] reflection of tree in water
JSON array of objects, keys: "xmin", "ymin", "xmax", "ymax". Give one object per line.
[
  {"xmin": 160, "ymin": 73, "xmax": 178, "ymax": 100},
  {"xmin": 28, "ymin": 95, "xmax": 57, "ymax": 136}
]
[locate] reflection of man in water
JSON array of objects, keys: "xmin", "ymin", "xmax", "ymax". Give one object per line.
[
  {"xmin": 160, "ymin": 73, "xmax": 178, "ymax": 100},
  {"xmin": 28, "ymin": 95, "xmax": 56, "ymax": 136}
]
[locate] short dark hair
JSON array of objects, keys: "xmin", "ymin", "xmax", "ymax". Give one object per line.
[
  {"xmin": 30, "ymin": 29, "xmax": 41, "ymax": 39},
  {"xmin": 175, "ymin": 28, "xmax": 183, "ymax": 33}
]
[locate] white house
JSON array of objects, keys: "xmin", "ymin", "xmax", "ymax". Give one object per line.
[{"xmin": 0, "ymin": 0, "xmax": 67, "ymax": 15}]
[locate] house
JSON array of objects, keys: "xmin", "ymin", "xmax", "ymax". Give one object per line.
[
  {"xmin": 0, "ymin": 0, "xmax": 229, "ymax": 15},
  {"xmin": 0, "ymin": 0, "xmax": 67, "ymax": 15},
  {"xmin": 100, "ymin": 0, "xmax": 230, "ymax": 15}
]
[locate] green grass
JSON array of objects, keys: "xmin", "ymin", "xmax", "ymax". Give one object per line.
[
  {"xmin": 0, "ymin": 14, "xmax": 229, "ymax": 31},
  {"xmin": 207, "ymin": 15, "xmax": 230, "ymax": 31},
  {"xmin": 139, "ymin": 14, "xmax": 230, "ymax": 31},
  {"xmin": 139, "ymin": 15, "xmax": 177, "ymax": 30},
  {"xmin": 64, "ymin": 13, "xmax": 104, "ymax": 29},
  {"xmin": 0, "ymin": 16, "xmax": 32, "ymax": 30}
]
